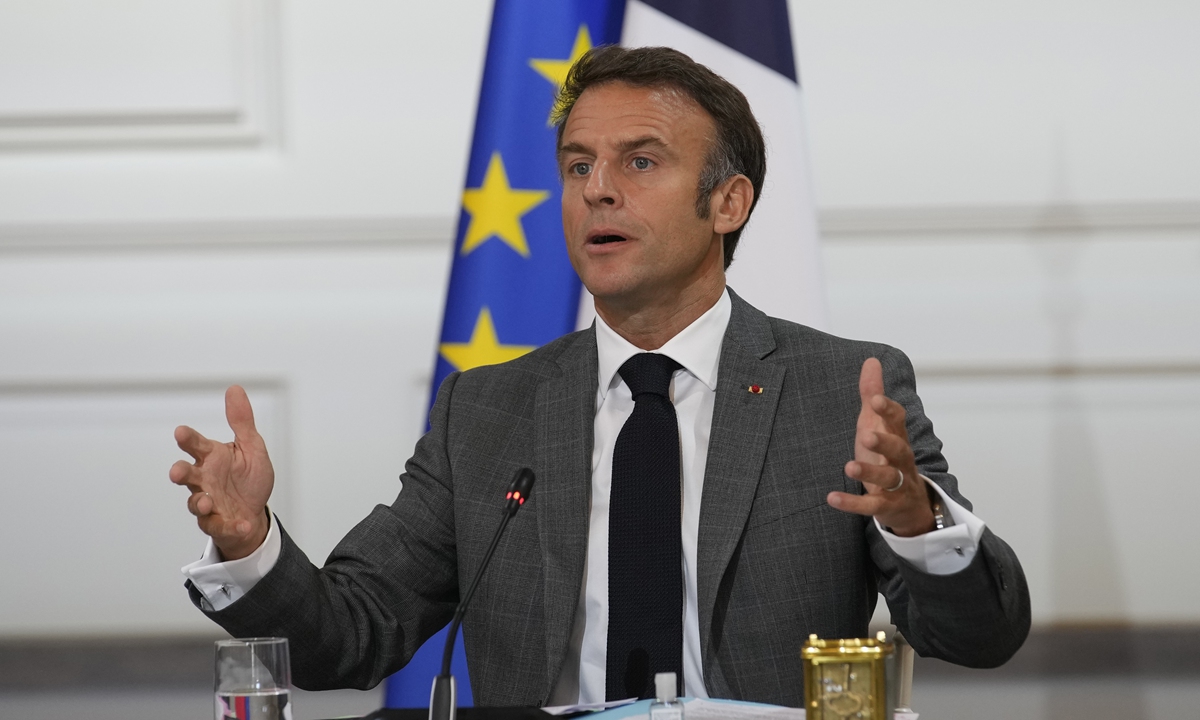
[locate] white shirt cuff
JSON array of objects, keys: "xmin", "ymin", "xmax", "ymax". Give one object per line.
[
  {"xmin": 181, "ymin": 512, "xmax": 282, "ymax": 611},
  {"xmin": 876, "ymin": 477, "xmax": 987, "ymax": 575}
]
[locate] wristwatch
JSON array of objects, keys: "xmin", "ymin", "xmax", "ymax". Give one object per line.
[{"xmin": 930, "ymin": 492, "xmax": 955, "ymax": 530}]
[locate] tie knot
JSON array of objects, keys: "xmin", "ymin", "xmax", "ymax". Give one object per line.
[{"xmin": 618, "ymin": 353, "xmax": 681, "ymax": 400}]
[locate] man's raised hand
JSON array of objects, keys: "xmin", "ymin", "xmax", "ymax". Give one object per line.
[
  {"xmin": 827, "ymin": 358, "xmax": 935, "ymax": 537},
  {"xmin": 170, "ymin": 385, "xmax": 274, "ymax": 560}
]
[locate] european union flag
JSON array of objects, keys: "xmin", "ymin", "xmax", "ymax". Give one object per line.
[{"xmin": 384, "ymin": 0, "xmax": 625, "ymax": 708}]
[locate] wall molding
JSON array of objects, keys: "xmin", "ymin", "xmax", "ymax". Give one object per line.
[
  {"xmin": 3, "ymin": 200, "xmax": 1198, "ymax": 253},
  {"xmin": 0, "ymin": 376, "xmax": 287, "ymax": 395},
  {"xmin": 0, "ymin": 626, "xmax": 1195, "ymax": 689},
  {"xmin": 0, "ymin": 635, "xmax": 221, "ymax": 690},
  {"xmin": 818, "ymin": 201, "xmax": 1200, "ymax": 237},
  {"xmin": 0, "ymin": 0, "xmax": 280, "ymax": 151},
  {"xmin": 917, "ymin": 625, "xmax": 1200, "ymax": 679},
  {"xmin": 915, "ymin": 361, "xmax": 1200, "ymax": 381},
  {"xmin": 0, "ymin": 216, "xmax": 456, "ymax": 253}
]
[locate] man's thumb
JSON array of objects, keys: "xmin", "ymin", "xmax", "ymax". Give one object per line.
[
  {"xmin": 225, "ymin": 385, "xmax": 259, "ymax": 440},
  {"xmin": 859, "ymin": 357, "xmax": 884, "ymax": 403}
]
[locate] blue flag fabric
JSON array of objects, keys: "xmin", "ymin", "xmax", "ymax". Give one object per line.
[
  {"xmin": 638, "ymin": 0, "xmax": 796, "ymax": 81},
  {"xmin": 384, "ymin": 0, "xmax": 625, "ymax": 708}
]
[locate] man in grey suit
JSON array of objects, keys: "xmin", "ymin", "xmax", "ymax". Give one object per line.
[{"xmin": 172, "ymin": 47, "xmax": 1029, "ymax": 708}]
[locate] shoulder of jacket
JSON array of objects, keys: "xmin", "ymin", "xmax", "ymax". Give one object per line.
[{"xmin": 762, "ymin": 315, "xmax": 899, "ymax": 361}]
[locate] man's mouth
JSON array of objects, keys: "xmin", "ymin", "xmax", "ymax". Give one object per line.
[{"xmin": 588, "ymin": 233, "xmax": 629, "ymax": 245}]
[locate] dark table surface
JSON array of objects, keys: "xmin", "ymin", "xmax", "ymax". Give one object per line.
[{"xmin": 356, "ymin": 709, "xmax": 553, "ymax": 719}]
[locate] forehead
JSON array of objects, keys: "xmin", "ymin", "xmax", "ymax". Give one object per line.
[{"xmin": 560, "ymin": 81, "xmax": 714, "ymax": 150}]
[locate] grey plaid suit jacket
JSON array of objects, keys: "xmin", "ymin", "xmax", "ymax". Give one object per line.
[{"xmin": 192, "ymin": 289, "xmax": 1030, "ymax": 707}]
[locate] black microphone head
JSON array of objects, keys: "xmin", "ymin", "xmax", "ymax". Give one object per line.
[{"xmin": 503, "ymin": 467, "xmax": 535, "ymax": 516}]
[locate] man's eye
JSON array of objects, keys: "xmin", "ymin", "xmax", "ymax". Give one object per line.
[
  {"xmin": 632, "ymin": 157, "xmax": 652, "ymax": 170},
  {"xmin": 571, "ymin": 162, "xmax": 591, "ymax": 176}
]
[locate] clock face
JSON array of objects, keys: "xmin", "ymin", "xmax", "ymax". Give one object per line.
[{"xmin": 816, "ymin": 661, "xmax": 875, "ymax": 720}]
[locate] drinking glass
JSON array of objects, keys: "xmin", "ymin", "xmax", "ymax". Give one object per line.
[{"xmin": 214, "ymin": 637, "xmax": 293, "ymax": 720}]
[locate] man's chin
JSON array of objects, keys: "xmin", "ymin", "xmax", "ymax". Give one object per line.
[
  {"xmin": 577, "ymin": 266, "xmax": 627, "ymax": 298},
  {"xmin": 585, "ymin": 283, "xmax": 663, "ymax": 319},
  {"xmin": 582, "ymin": 285, "xmax": 631, "ymax": 311}
]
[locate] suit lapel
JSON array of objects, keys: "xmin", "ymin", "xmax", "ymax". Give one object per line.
[
  {"xmin": 697, "ymin": 291, "xmax": 784, "ymax": 674},
  {"xmin": 534, "ymin": 328, "xmax": 597, "ymax": 697}
]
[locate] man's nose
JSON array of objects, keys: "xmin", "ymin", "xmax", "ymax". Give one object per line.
[{"xmin": 582, "ymin": 161, "xmax": 620, "ymax": 207}]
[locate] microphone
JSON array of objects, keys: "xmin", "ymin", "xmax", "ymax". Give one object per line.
[{"xmin": 430, "ymin": 467, "xmax": 536, "ymax": 720}]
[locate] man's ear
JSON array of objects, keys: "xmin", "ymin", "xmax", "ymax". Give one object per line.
[{"xmin": 711, "ymin": 174, "xmax": 754, "ymax": 236}]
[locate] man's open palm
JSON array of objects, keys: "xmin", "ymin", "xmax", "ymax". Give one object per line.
[
  {"xmin": 826, "ymin": 358, "xmax": 934, "ymax": 537},
  {"xmin": 170, "ymin": 385, "xmax": 274, "ymax": 560}
]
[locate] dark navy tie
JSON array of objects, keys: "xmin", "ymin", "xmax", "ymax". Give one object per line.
[{"xmin": 606, "ymin": 352, "xmax": 684, "ymax": 701}]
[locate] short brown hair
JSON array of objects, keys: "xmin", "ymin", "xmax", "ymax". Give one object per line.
[{"xmin": 552, "ymin": 46, "xmax": 765, "ymax": 270}]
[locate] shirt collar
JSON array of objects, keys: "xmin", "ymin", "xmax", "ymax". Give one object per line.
[{"xmin": 595, "ymin": 287, "xmax": 732, "ymax": 400}]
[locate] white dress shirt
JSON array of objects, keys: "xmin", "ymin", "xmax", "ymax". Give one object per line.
[{"xmin": 183, "ymin": 287, "xmax": 986, "ymax": 704}]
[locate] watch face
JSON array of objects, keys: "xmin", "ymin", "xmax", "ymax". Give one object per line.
[{"xmin": 930, "ymin": 498, "xmax": 946, "ymax": 530}]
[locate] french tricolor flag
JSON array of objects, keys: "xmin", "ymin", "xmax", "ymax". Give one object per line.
[{"xmin": 622, "ymin": 0, "xmax": 828, "ymax": 330}]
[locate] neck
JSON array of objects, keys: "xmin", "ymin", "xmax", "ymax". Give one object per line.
[{"xmin": 594, "ymin": 275, "xmax": 725, "ymax": 351}]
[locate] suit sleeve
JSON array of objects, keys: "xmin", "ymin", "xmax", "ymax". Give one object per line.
[
  {"xmin": 867, "ymin": 346, "xmax": 1031, "ymax": 668},
  {"xmin": 187, "ymin": 371, "xmax": 465, "ymax": 691}
]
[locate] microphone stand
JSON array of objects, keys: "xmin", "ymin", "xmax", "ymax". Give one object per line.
[{"xmin": 429, "ymin": 468, "xmax": 535, "ymax": 720}]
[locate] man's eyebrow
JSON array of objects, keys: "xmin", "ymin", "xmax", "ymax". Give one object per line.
[
  {"xmin": 558, "ymin": 141, "xmax": 592, "ymax": 159},
  {"xmin": 557, "ymin": 135, "xmax": 670, "ymax": 161},
  {"xmin": 614, "ymin": 135, "xmax": 669, "ymax": 154}
]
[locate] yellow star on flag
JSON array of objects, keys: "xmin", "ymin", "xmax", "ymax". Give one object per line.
[
  {"xmin": 530, "ymin": 25, "xmax": 593, "ymax": 89},
  {"xmin": 460, "ymin": 152, "xmax": 549, "ymax": 257},
  {"xmin": 529, "ymin": 25, "xmax": 593, "ymax": 123},
  {"xmin": 439, "ymin": 307, "xmax": 536, "ymax": 372}
]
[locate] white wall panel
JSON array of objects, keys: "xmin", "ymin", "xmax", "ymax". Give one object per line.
[
  {"xmin": 824, "ymin": 223, "xmax": 1200, "ymax": 623},
  {"xmin": 0, "ymin": 244, "xmax": 451, "ymax": 635},
  {"xmin": 791, "ymin": 0, "xmax": 1200, "ymax": 208},
  {"xmin": 913, "ymin": 373, "xmax": 1200, "ymax": 624},
  {"xmin": 0, "ymin": 1, "xmax": 238, "ymax": 115},
  {"xmin": 822, "ymin": 229, "xmax": 1200, "ymax": 367},
  {"xmin": 0, "ymin": 0, "xmax": 277, "ymax": 148},
  {"xmin": 0, "ymin": 0, "xmax": 492, "ymax": 224},
  {"xmin": 0, "ymin": 382, "xmax": 286, "ymax": 635}
]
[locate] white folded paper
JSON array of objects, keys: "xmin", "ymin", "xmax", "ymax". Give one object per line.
[
  {"xmin": 542, "ymin": 697, "xmax": 638, "ymax": 716},
  {"xmin": 608, "ymin": 698, "xmax": 919, "ymax": 720}
]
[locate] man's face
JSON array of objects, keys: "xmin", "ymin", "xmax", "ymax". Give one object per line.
[{"xmin": 558, "ymin": 82, "xmax": 725, "ymax": 312}]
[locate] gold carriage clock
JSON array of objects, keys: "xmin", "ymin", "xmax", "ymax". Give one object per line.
[{"xmin": 802, "ymin": 632, "xmax": 895, "ymax": 720}]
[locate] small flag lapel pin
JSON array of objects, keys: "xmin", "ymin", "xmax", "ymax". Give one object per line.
[{"xmin": 749, "ymin": 384, "xmax": 763, "ymax": 394}]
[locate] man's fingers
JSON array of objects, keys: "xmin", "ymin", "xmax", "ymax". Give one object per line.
[
  {"xmin": 174, "ymin": 425, "xmax": 213, "ymax": 462},
  {"xmin": 169, "ymin": 459, "xmax": 202, "ymax": 489},
  {"xmin": 225, "ymin": 385, "xmax": 260, "ymax": 442},
  {"xmin": 859, "ymin": 431, "xmax": 914, "ymax": 474},
  {"xmin": 859, "ymin": 358, "xmax": 884, "ymax": 406},
  {"xmin": 187, "ymin": 490, "xmax": 215, "ymax": 517},
  {"xmin": 846, "ymin": 459, "xmax": 907, "ymax": 491},
  {"xmin": 845, "ymin": 360, "xmax": 930, "ymax": 534},
  {"xmin": 827, "ymin": 490, "xmax": 884, "ymax": 517},
  {"xmin": 870, "ymin": 394, "xmax": 907, "ymax": 433}
]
